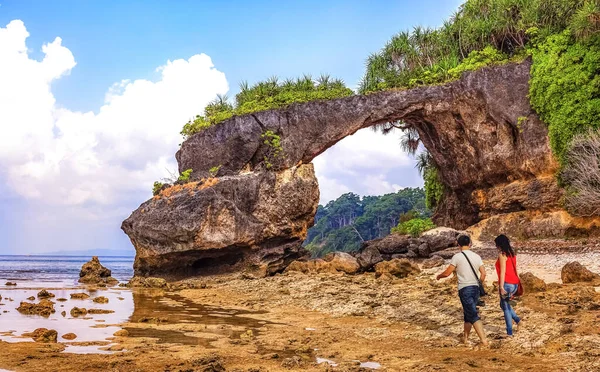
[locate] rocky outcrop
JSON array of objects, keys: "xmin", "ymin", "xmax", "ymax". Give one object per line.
[
  {"xmin": 16, "ymin": 300, "xmax": 55, "ymax": 317},
  {"xmin": 356, "ymin": 228, "xmax": 461, "ymax": 271},
  {"xmin": 123, "ymin": 165, "xmax": 318, "ymax": 278},
  {"xmin": 374, "ymin": 259, "xmax": 421, "ymax": 279},
  {"xmin": 520, "ymin": 272, "xmax": 547, "ymax": 292},
  {"xmin": 79, "ymin": 256, "xmax": 118, "ymax": 285},
  {"xmin": 124, "ymin": 60, "xmax": 599, "ymax": 278},
  {"xmin": 176, "ymin": 61, "xmax": 560, "ymax": 230},
  {"xmin": 286, "ymin": 252, "xmax": 360, "ymax": 275},
  {"xmin": 561, "ymin": 262, "xmax": 600, "ymax": 284}
]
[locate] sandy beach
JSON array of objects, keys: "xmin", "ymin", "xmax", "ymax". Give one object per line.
[{"xmin": 1, "ymin": 247, "xmax": 600, "ymax": 372}]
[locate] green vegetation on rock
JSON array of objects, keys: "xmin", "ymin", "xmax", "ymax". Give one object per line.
[
  {"xmin": 359, "ymin": 0, "xmax": 588, "ymax": 94},
  {"xmin": 152, "ymin": 181, "xmax": 164, "ymax": 196},
  {"xmin": 261, "ymin": 130, "xmax": 283, "ymax": 170},
  {"xmin": 391, "ymin": 217, "xmax": 436, "ymax": 237},
  {"xmin": 181, "ymin": 75, "xmax": 353, "ymax": 139},
  {"xmin": 304, "ymin": 188, "xmax": 429, "ymax": 257},
  {"xmin": 178, "ymin": 169, "xmax": 193, "ymax": 183},
  {"xmin": 529, "ymin": 30, "xmax": 600, "ymax": 164}
]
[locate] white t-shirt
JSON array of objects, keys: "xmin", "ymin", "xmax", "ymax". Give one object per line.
[{"xmin": 450, "ymin": 250, "xmax": 484, "ymax": 290}]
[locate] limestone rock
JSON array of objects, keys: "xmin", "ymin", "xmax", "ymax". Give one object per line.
[
  {"xmin": 23, "ymin": 328, "xmax": 57, "ymax": 343},
  {"xmin": 62, "ymin": 333, "xmax": 77, "ymax": 340},
  {"xmin": 128, "ymin": 276, "xmax": 167, "ymax": 288},
  {"xmin": 323, "ymin": 252, "xmax": 360, "ymax": 274},
  {"xmin": 37, "ymin": 290, "xmax": 55, "ymax": 298},
  {"xmin": 363, "ymin": 234, "xmax": 410, "ymax": 255},
  {"xmin": 16, "ymin": 299, "xmax": 55, "ymax": 317},
  {"xmin": 70, "ymin": 293, "xmax": 90, "ymax": 300},
  {"xmin": 93, "ymin": 296, "xmax": 109, "ymax": 304},
  {"xmin": 355, "ymin": 245, "xmax": 383, "ymax": 271},
  {"xmin": 520, "ymin": 272, "xmax": 547, "ymax": 292},
  {"xmin": 79, "ymin": 256, "xmax": 118, "ymax": 285},
  {"xmin": 122, "ymin": 165, "xmax": 318, "ymax": 278},
  {"xmin": 5, "ymin": 282, "xmax": 16, "ymax": 286},
  {"xmin": 374, "ymin": 259, "xmax": 421, "ymax": 278},
  {"xmin": 421, "ymin": 227, "xmax": 461, "ymax": 253},
  {"xmin": 70, "ymin": 307, "xmax": 88, "ymax": 317},
  {"xmin": 113, "ymin": 329, "xmax": 129, "ymax": 337},
  {"xmin": 422, "ymin": 255, "xmax": 445, "ymax": 269},
  {"xmin": 88, "ymin": 308, "xmax": 114, "ymax": 314},
  {"xmin": 561, "ymin": 262, "xmax": 600, "ymax": 284}
]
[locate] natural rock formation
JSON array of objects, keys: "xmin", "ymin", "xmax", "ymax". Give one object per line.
[
  {"xmin": 356, "ymin": 228, "xmax": 461, "ymax": 271},
  {"xmin": 16, "ymin": 300, "xmax": 55, "ymax": 317},
  {"xmin": 123, "ymin": 165, "xmax": 318, "ymax": 278},
  {"xmin": 561, "ymin": 262, "xmax": 600, "ymax": 284},
  {"xmin": 62, "ymin": 333, "xmax": 77, "ymax": 340},
  {"xmin": 124, "ymin": 60, "xmax": 600, "ymax": 278},
  {"xmin": 286, "ymin": 252, "xmax": 360, "ymax": 275},
  {"xmin": 70, "ymin": 293, "xmax": 90, "ymax": 300},
  {"xmin": 92, "ymin": 296, "xmax": 109, "ymax": 304},
  {"xmin": 70, "ymin": 307, "xmax": 88, "ymax": 317},
  {"xmin": 520, "ymin": 272, "xmax": 547, "ymax": 292},
  {"xmin": 374, "ymin": 259, "xmax": 421, "ymax": 279},
  {"xmin": 128, "ymin": 277, "xmax": 168, "ymax": 288},
  {"xmin": 421, "ymin": 255, "xmax": 445, "ymax": 269},
  {"xmin": 79, "ymin": 256, "xmax": 118, "ymax": 285},
  {"xmin": 37, "ymin": 290, "xmax": 55, "ymax": 298},
  {"xmin": 23, "ymin": 328, "xmax": 57, "ymax": 343}
]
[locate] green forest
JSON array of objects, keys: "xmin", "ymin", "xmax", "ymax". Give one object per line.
[{"xmin": 304, "ymin": 188, "xmax": 430, "ymax": 257}]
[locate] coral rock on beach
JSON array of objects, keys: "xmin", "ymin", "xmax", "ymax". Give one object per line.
[
  {"xmin": 37, "ymin": 290, "xmax": 55, "ymax": 298},
  {"xmin": 16, "ymin": 299, "xmax": 55, "ymax": 317},
  {"xmin": 79, "ymin": 256, "xmax": 118, "ymax": 285},
  {"xmin": 374, "ymin": 258, "xmax": 421, "ymax": 278},
  {"xmin": 70, "ymin": 307, "xmax": 88, "ymax": 317},
  {"xmin": 323, "ymin": 252, "xmax": 360, "ymax": 274},
  {"xmin": 561, "ymin": 261, "xmax": 600, "ymax": 284},
  {"xmin": 92, "ymin": 296, "xmax": 109, "ymax": 304},
  {"xmin": 520, "ymin": 272, "xmax": 547, "ymax": 292},
  {"xmin": 23, "ymin": 328, "xmax": 58, "ymax": 343},
  {"xmin": 128, "ymin": 276, "xmax": 168, "ymax": 288},
  {"xmin": 62, "ymin": 333, "xmax": 77, "ymax": 340},
  {"xmin": 70, "ymin": 293, "xmax": 90, "ymax": 300}
]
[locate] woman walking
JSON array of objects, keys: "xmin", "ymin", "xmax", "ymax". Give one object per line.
[{"xmin": 495, "ymin": 234, "xmax": 522, "ymax": 336}]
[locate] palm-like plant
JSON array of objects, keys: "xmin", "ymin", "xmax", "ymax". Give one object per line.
[{"xmin": 570, "ymin": 0, "xmax": 600, "ymax": 40}]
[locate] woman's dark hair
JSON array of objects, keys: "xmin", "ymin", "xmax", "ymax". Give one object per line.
[{"xmin": 495, "ymin": 234, "xmax": 515, "ymax": 257}]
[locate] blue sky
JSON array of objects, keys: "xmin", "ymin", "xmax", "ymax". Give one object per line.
[{"xmin": 0, "ymin": 1, "xmax": 462, "ymax": 254}]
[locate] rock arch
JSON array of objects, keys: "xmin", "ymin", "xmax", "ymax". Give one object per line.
[{"xmin": 122, "ymin": 61, "xmax": 587, "ymax": 278}]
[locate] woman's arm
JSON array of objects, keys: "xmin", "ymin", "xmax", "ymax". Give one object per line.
[{"xmin": 499, "ymin": 254, "xmax": 507, "ymax": 295}]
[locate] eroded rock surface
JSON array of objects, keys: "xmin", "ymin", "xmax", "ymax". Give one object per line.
[
  {"xmin": 122, "ymin": 165, "xmax": 318, "ymax": 278},
  {"xmin": 16, "ymin": 300, "xmax": 55, "ymax": 317},
  {"xmin": 79, "ymin": 256, "xmax": 118, "ymax": 285},
  {"xmin": 561, "ymin": 262, "xmax": 600, "ymax": 284}
]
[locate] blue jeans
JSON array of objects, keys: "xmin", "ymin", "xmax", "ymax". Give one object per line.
[
  {"xmin": 458, "ymin": 285, "xmax": 480, "ymax": 324},
  {"xmin": 500, "ymin": 283, "xmax": 521, "ymax": 335}
]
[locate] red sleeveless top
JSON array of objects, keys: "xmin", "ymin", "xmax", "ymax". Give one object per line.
[{"xmin": 495, "ymin": 255, "xmax": 519, "ymax": 285}]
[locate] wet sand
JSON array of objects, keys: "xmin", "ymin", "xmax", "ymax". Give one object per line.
[{"xmin": 0, "ymin": 250, "xmax": 599, "ymax": 371}]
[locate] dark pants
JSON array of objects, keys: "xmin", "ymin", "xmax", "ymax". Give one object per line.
[{"xmin": 458, "ymin": 285, "xmax": 480, "ymax": 324}]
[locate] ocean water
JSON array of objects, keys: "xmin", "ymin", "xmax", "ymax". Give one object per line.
[{"xmin": 0, "ymin": 255, "xmax": 134, "ymax": 287}]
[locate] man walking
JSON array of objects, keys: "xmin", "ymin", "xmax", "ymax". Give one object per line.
[{"xmin": 437, "ymin": 234, "xmax": 488, "ymax": 346}]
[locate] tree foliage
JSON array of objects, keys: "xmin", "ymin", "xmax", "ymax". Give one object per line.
[
  {"xmin": 529, "ymin": 30, "xmax": 600, "ymax": 164},
  {"xmin": 181, "ymin": 75, "xmax": 353, "ymax": 139},
  {"xmin": 391, "ymin": 217, "xmax": 436, "ymax": 237},
  {"xmin": 359, "ymin": 0, "xmax": 590, "ymax": 94},
  {"xmin": 304, "ymin": 189, "xmax": 429, "ymax": 257}
]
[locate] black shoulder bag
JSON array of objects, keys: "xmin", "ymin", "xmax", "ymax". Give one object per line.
[{"xmin": 461, "ymin": 252, "xmax": 487, "ymax": 297}]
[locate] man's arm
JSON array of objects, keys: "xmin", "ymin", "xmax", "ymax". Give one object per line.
[
  {"xmin": 479, "ymin": 264, "xmax": 486, "ymax": 282},
  {"xmin": 436, "ymin": 265, "xmax": 455, "ymax": 280}
]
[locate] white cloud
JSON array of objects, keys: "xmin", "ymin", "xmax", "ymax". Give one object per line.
[{"xmin": 0, "ymin": 20, "xmax": 228, "ymax": 209}]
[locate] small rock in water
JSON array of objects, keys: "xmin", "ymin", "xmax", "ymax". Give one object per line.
[
  {"xmin": 56, "ymin": 298, "xmax": 68, "ymax": 302},
  {"xmin": 26, "ymin": 296, "xmax": 35, "ymax": 301},
  {"xmin": 87, "ymin": 308, "xmax": 114, "ymax": 314},
  {"xmin": 5, "ymin": 282, "xmax": 16, "ymax": 286},
  {"xmin": 70, "ymin": 307, "xmax": 88, "ymax": 317},
  {"xmin": 61, "ymin": 311, "xmax": 66, "ymax": 317},
  {"xmin": 138, "ymin": 316, "xmax": 168, "ymax": 324},
  {"xmin": 79, "ymin": 256, "xmax": 118, "ymax": 285},
  {"xmin": 70, "ymin": 293, "xmax": 90, "ymax": 300},
  {"xmin": 113, "ymin": 329, "xmax": 129, "ymax": 337},
  {"xmin": 92, "ymin": 296, "xmax": 109, "ymax": 304},
  {"xmin": 16, "ymin": 300, "xmax": 55, "ymax": 317},
  {"xmin": 37, "ymin": 290, "xmax": 55, "ymax": 298},
  {"xmin": 62, "ymin": 333, "xmax": 77, "ymax": 340},
  {"xmin": 23, "ymin": 328, "xmax": 58, "ymax": 343}
]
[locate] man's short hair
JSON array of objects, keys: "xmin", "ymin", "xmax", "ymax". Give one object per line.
[{"xmin": 457, "ymin": 234, "xmax": 471, "ymax": 247}]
